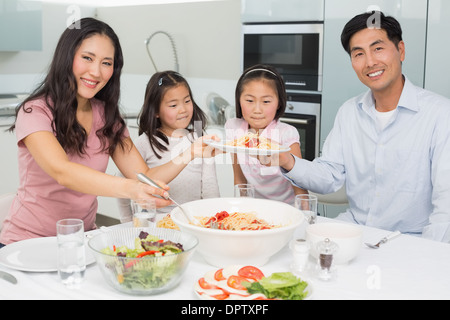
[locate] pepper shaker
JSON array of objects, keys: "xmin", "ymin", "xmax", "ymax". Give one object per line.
[{"xmin": 316, "ymin": 238, "xmax": 338, "ymax": 281}]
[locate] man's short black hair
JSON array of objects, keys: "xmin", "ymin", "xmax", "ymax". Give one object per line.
[{"xmin": 341, "ymin": 11, "xmax": 403, "ymax": 55}]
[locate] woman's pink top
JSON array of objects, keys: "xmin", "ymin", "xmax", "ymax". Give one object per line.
[{"xmin": 0, "ymin": 97, "xmax": 127, "ymax": 244}]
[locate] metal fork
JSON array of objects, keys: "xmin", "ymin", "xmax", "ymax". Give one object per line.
[
  {"xmin": 365, "ymin": 231, "xmax": 401, "ymax": 249},
  {"xmin": 208, "ymin": 221, "xmax": 220, "ymax": 229}
]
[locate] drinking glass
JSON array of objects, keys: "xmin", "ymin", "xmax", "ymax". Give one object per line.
[
  {"xmin": 234, "ymin": 184, "xmax": 255, "ymax": 198},
  {"xmin": 56, "ymin": 219, "xmax": 86, "ymax": 288},
  {"xmin": 131, "ymin": 199, "xmax": 157, "ymax": 227},
  {"xmin": 295, "ymin": 194, "xmax": 318, "ymax": 224}
]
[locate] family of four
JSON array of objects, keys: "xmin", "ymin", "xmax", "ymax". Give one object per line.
[{"xmin": 1, "ymin": 11, "xmax": 449, "ymax": 248}]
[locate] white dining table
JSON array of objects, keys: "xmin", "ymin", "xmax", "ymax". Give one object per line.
[{"xmin": 1, "ymin": 217, "xmax": 449, "ymax": 301}]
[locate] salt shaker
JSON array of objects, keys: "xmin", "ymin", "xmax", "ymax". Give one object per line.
[
  {"xmin": 289, "ymin": 239, "xmax": 310, "ymax": 274},
  {"xmin": 316, "ymin": 238, "xmax": 338, "ymax": 281}
]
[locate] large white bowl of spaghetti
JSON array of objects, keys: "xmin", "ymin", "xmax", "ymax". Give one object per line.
[{"xmin": 170, "ymin": 198, "xmax": 304, "ymax": 267}]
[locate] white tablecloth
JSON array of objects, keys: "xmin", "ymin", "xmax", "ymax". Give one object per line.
[{"xmin": 1, "ymin": 217, "xmax": 449, "ymax": 300}]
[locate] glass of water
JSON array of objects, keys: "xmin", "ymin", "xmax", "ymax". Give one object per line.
[
  {"xmin": 56, "ymin": 219, "xmax": 86, "ymax": 288},
  {"xmin": 234, "ymin": 184, "xmax": 255, "ymax": 198},
  {"xmin": 295, "ymin": 194, "xmax": 318, "ymax": 224},
  {"xmin": 131, "ymin": 199, "xmax": 157, "ymax": 228}
]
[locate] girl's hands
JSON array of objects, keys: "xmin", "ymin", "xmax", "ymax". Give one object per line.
[{"xmin": 190, "ymin": 134, "xmax": 223, "ymax": 160}]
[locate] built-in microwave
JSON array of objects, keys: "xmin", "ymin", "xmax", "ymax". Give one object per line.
[{"xmin": 242, "ymin": 23, "xmax": 323, "ymax": 93}]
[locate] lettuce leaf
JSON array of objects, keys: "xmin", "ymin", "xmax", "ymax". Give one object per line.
[{"xmin": 243, "ymin": 272, "xmax": 309, "ymax": 300}]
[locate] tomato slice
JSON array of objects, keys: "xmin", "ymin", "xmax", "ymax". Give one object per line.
[
  {"xmin": 198, "ymin": 277, "xmax": 220, "ymax": 290},
  {"xmin": 211, "ymin": 293, "xmax": 229, "ymax": 300},
  {"xmin": 214, "ymin": 268, "xmax": 226, "ymax": 281},
  {"xmin": 238, "ymin": 266, "xmax": 265, "ymax": 281},
  {"xmin": 227, "ymin": 275, "xmax": 248, "ymax": 290},
  {"xmin": 215, "ymin": 211, "xmax": 229, "ymax": 221}
]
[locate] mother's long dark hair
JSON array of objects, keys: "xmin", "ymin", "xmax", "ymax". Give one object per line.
[{"xmin": 10, "ymin": 17, "xmax": 126, "ymax": 156}]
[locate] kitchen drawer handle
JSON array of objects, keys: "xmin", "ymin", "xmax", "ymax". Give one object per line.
[
  {"xmin": 285, "ymin": 81, "xmax": 306, "ymax": 86},
  {"xmin": 279, "ymin": 117, "xmax": 310, "ymax": 125}
]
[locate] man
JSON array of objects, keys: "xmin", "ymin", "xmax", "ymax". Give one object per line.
[{"xmin": 272, "ymin": 11, "xmax": 450, "ymax": 242}]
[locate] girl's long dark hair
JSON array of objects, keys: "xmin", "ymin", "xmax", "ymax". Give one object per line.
[
  {"xmin": 10, "ymin": 17, "xmax": 126, "ymax": 156},
  {"xmin": 138, "ymin": 71, "xmax": 207, "ymax": 159}
]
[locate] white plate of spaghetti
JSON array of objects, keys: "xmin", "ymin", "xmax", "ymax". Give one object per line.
[
  {"xmin": 205, "ymin": 134, "xmax": 290, "ymax": 156},
  {"xmin": 170, "ymin": 197, "xmax": 304, "ymax": 267},
  {"xmin": 195, "ymin": 210, "xmax": 279, "ymax": 230}
]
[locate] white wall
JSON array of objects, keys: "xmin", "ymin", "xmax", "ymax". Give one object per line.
[
  {"xmin": 425, "ymin": 0, "xmax": 450, "ymax": 98},
  {"xmin": 96, "ymin": 0, "xmax": 241, "ymax": 79}
]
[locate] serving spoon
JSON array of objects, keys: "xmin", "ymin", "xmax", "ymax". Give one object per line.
[
  {"xmin": 136, "ymin": 173, "xmax": 203, "ymax": 226},
  {"xmin": 365, "ymin": 230, "xmax": 401, "ymax": 249}
]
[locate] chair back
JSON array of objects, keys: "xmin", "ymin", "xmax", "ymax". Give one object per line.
[{"xmin": 310, "ymin": 186, "xmax": 348, "ymax": 206}]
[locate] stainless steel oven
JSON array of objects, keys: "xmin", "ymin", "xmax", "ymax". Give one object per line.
[
  {"xmin": 280, "ymin": 93, "xmax": 321, "ymax": 161},
  {"xmin": 242, "ymin": 23, "xmax": 323, "ymax": 93}
]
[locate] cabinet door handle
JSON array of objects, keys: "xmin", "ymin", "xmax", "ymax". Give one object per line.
[
  {"xmin": 279, "ymin": 117, "xmax": 310, "ymax": 125},
  {"xmin": 285, "ymin": 81, "xmax": 307, "ymax": 86}
]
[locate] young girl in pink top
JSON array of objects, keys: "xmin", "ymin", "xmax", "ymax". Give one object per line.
[
  {"xmin": 225, "ymin": 64, "xmax": 308, "ymax": 205},
  {"xmin": 0, "ymin": 18, "xmax": 172, "ymax": 246}
]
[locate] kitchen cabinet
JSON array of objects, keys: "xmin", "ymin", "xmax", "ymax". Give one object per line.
[
  {"xmin": 241, "ymin": 0, "xmax": 324, "ymax": 23},
  {"xmin": 424, "ymin": 0, "xmax": 450, "ymax": 99},
  {"xmin": 0, "ymin": 0, "xmax": 42, "ymax": 51},
  {"xmin": 0, "ymin": 119, "xmax": 19, "ymax": 195},
  {"xmin": 320, "ymin": 0, "xmax": 428, "ymax": 150}
]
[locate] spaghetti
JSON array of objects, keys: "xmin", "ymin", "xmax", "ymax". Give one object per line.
[
  {"xmin": 156, "ymin": 214, "xmax": 180, "ymax": 230},
  {"xmin": 195, "ymin": 211, "xmax": 278, "ymax": 230},
  {"xmin": 226, "ymin": 133, "xmax": 280, "ymax": 150}
]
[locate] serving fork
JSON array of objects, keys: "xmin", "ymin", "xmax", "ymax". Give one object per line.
[{"xmin": 136, "ymin": 173, "xmax": 205, "ymax": 227}]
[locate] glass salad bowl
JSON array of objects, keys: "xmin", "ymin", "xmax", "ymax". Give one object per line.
[{"xmin": 88, "ymin": 227, "xmax": 198, "ymax": 295}]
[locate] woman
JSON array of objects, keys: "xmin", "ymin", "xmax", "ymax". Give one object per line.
[{"xmin": 0, "ymin": 18, "xmax": 171, "ymax": 246}]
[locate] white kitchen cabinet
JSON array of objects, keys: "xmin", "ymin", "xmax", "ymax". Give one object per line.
[
  {"xmin": 425, "ymin": 0, "xmax": 450, "ymax": 99},
  {"xmin": 320, "ymin": 0, "xmax": 428, "ymax": 150},
  {"xmin": 0, "ymin": 0, "xmax": 42, "ymax": 51},
  {"xmin": 241, "ymin": 0, "xmax": 324, "ymax": 23},
  {"xmin": 0, "ymin": 120, "xmax": 19, "ymax": 195}
]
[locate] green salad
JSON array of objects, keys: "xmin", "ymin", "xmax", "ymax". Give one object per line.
[
  {"xmin": 243, "ymin": 272, "xmax": 309, "ymax": 300},
  {"xmin": 101, "ymin": 231, "xmax": 184, "ymax": 290}
]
